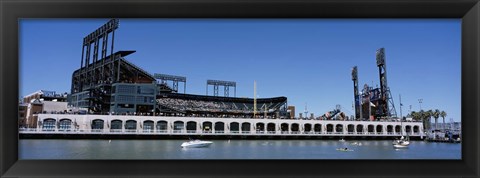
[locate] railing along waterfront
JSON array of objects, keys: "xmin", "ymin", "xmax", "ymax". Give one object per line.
[{"xmin": 19, "ymin": 128, "xmax": 423, "ymax": 137}]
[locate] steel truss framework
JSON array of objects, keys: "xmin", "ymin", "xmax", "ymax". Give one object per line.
[
  {"xmin": 376, "ymin": 48, "xmax": 397, "ymax": 118},
  {"xmin": 206, "ymin": 80, "xmax": 236, "ymax": 97},
  {"xmin": 352, "ymin": 66, "xmax": 362, "ymax": 120},
  {"xmin": 154, "ymin": 73, "xmax": 187, "ymax": 93}
]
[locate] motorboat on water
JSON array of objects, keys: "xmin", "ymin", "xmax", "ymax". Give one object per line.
[
  {"xmin": 336, "ymin": 147, "xmax": 354, "ymax": 152},
  {"xmin": 351, "ymin": 142, "xmax": 362, "ymax": 146},
  {"xmin": 392, "ymin": 136, "xmax": 410, "ymax": 146},
  {"xmin": 181, "ymin": 140, "xmax": 213, "ymax": 148},
  {"xmin": 393, "ymin": 136, "xmax": 409, "ymax": 148},
  {"xmin": 393, "ymin": 143, "xmax": 409, "ymax": 148}
]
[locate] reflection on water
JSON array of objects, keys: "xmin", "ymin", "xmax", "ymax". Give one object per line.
[{"xmin": 19, "ymin": 139, "xmax": 461, "ymax": 160}]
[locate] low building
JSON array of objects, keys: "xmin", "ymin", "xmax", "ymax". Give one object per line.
[{"xmin": 20, "ymin": 90, "xmax": 69, "ymax": 128}]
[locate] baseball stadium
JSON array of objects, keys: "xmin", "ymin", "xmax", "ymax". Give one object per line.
[{"xmin": 19, "ymin": 19, "xmax": 425, "ymax": 140}]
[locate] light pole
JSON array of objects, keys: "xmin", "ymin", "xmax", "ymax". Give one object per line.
[{"xmin": 418, "ymin": 99, "xmax": 423, "ymax": 110}]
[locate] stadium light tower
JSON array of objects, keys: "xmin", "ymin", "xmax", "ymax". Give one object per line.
[
  {"xmin": 352, "ymin": 66, "xmax": 362, "ymax": 120},
  {"xmin": 206, "ymin": 80, "xmax": 236, "ymax": 97},
  {"xmin": 376, "ymin": 48, "xmax": 397, "ymax": 118}
]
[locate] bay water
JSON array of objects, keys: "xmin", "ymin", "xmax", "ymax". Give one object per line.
[{"xmin": 19, "ymin": 139, "xmax": 461, "ymax": 159}]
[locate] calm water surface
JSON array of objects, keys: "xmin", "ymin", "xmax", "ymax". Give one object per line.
[{"xmin": 19, "ymin": 139, "xmax": 461, "ymax": 159}]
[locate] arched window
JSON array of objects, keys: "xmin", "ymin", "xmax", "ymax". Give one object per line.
[
  {"xmin": 304, "ymin": 123, "xmax": 312, "ymax": 133},
  {"xmin": 173, "ymin": 121, "xmax": 184, "ymax": 133},
  {"xmin": 42, "ymin": 118, "xmax": 56, "ymax": 131},
  {"xmin": 256, "ymin": 123, "xmax": 265, "ymax": 133},
  {"xmin": 326, "ymin": 124, "xmax": 334, "ymax": 133},
  {"xmin": 203, "ymin": 122, "xmax": 213, "ymax": 133},
  {"xmin": 335, "ymin": 124, "xmax": 343, "ymax": 133},
  {"xmin": 110, "ymin": 120, "xmax": 123, "ymax": 132},
  {"xmin": 314, "ymin": 124, "xmax": 322, "ymax": 133},
  {"xmin": 156, "ymin": 121, "xmax": 168, "ymax": 132},
  {"xmin": 405, "ymin": 125, "xmax": 412, "ymax": 134},
  {"xmin": 267, "ymin": 123, "xmax": 276, "ymax": 133},
  {"xmin": 215, "ymin": 122, "xmax": 225, "ymax": 133},
  {"xmin": 230, "ymin": 122, "xmax": 240, "ymax": 133},
  {"xmin": 125, "ymin": 120, "xmax": 137, "ymax": 132},
  {"xmin": 91, "ymin": 119, "xmax": 104, "ymax": 131},
  {"xmin": 291, "ymin": 123, "xmax": 299, "ymax": 133},
  {"xmin": 395, "ymin": 125, "xmax": 401, "ymax": 134},
  {"xmin": 368, "ymin": 125, "xmax": 375, "ymax": 133},
  {"xmin": 376, "ymin": 125, "xmax": 383, "ymax": 134},
  {"xmin": 58, "ymin": 119, "xmax": 72, "ymax": 131},
  {"xmin": 241, "ymin": 122, "xmax": 251, "ymax": 133},
  {"xmin": 413, "ymin": 125, "xmax": 420, "ymax": 134},
  {"xmin": 281, "ymin": 123, "xmax": 289, "ymax": 133},
  {"xmin": 143, "ymin": 120, "xmax": 154, "ymax": 132},
  {"xmin": 347, "ymin": 124, "xmax": 355, "ymax": 133},
  {"xmin": 186, "ymin": 121, "xmax": 197, "ymax": 133},
  {"xmin": 387, "ymin": 125, "xmax": 394, "ymax": 134},
  {"xmin": 356, "ymin": 125, "xmax": 364, "ymax": 133}
]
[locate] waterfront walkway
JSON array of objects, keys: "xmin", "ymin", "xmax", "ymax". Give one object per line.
[{"xmin": 20, "ymin": 114, "xmax": 425, "ymax": 139}]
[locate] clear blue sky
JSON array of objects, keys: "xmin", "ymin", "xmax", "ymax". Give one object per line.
[{"xmin": 20, "ymin": 19, "xmax": 461, "ymax": 122}]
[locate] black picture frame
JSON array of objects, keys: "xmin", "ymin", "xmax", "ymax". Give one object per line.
[{"xmin": 1, "ymin": 0, "xmax": 479, "ymax": 177}]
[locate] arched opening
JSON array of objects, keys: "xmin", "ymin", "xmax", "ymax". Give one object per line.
[
  {"xmin": 395, "ymin": 125, "xmax": 401, "ymax": 134},
  {"xmin": 58, "ymin": 119, "xmax": 72, "ymax": 131},
  {"xmin": 291, "ymin": 123, "xmax": 299, "ymax": 133},
  {"xmin": 356, "ymin": 125, "xmax": 364, "ymax": 133},
  {"xmin": 326, "ymin": 124, "xmax": 334, "ymax": 133},
  {"xmin": 281, "ymin": 123, "xmax": 289, "ymax": 133},
  {"xmin": 413, "ymin": 125, "xmax": 420, "ymax": 134},
  {"xmin": 143, "ymin": 120, "xmax": 154, "ymax": 132},
  {"xmin": 110, "ymin": 120, "xmax": 123, "ymax": 132},
  {"xmin": 405, "ymin": 125, "xmax": 412, "ymax": 134},
  {"xmin": 215, "ymin": 122, "xmax": 225, "ymax": 133},
  {"xmin": 186, "ymin": 121, "xmax": 197, "ymax": 133},
  {"xmin": 387, "ymin": 125, "xmax": 393, "ymax": 134},
  {"xmin": 347, "ymin": 124, "xmax": 355, "ymax": 133},
  {"xmin": 368, "ymin": 125, "xmax": 375, "ymax": 133},
  {"xmin": 173, "ymin": 121, "xmax": 184, "ymax": 133},
  {"xmin": 42, "ymin": 118, "xmax": 56, "ymax": 131},
  {"xmin": 304, "ymin": 123, "xmax": 312, "ymax": 133},
  {"xmin": 230, "ymin": 122, "xmax": 240, "ymax": 133},
  {"xmin": 256, "ymin": 123, "xmax": 265, "ymax": 133},
  {"xmin": 91, "ymin": 119, "xmax": 104, "ymax": 131},
  {"xmin": 125, "ymin": 120, "xmax": 137, "ymax": 132},
  {"xmin": 203, "ymin": 121, "xmax": 212, "ymax": 132},
  {"xmin": 314, "ymin": 124, "xmax": 322, "ymax": 133},
  {"xmin": 266, "ymin": 123, "xmax": 276, "ymax": 133},
  {"xmin": 376, "ymin": 125, "xmax": 383, "ymax": 134},
  {"xmin": 241, "ymin": 122, "xmax": 251, "ymax": 133},
  {"xmin": 156, "ymin": 121, "xmax": 168, "ymax": 132},
  {"xmin": 335, "ymin": 124, "xmax": 343, "ymax": 133}
]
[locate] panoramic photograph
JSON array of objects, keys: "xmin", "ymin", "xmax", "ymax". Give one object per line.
[{"xmin": 18, "ymin": 19, "xmax": 461, "ymax": 159}]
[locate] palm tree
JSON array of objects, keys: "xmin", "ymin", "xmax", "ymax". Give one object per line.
[
  {"xmin": 440, "ymin": 111, "xmax": 447, "ymax": 131},
  {"xmin": 420, "ymin": 110, "xmax": 432, "ymax": 131},
  {"xmin": 418, "ymin": 110, "xmax": 426, "ymax": 129},
  {"xmin": 433, "ymin": 109, "xmax": 440, "ymax": 130},
  {"xmin": 410, "ymin": 111, "xmax": 421, "ymax": 122}
]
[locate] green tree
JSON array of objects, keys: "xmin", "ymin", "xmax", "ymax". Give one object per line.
[
  {"xmin": 440, "ymin": 111, "xmax": 447, "ymax": 131},
  {"xmin": 410, "ymin": 111, "xmax": 420, "ymax": 121},
  {"xmin": 420, "ymin": 110, "xmax": 433, "ymax": 131},
  {"xmin": 433, "ymin": 109, "xmax": 440, "ymax": 130}
]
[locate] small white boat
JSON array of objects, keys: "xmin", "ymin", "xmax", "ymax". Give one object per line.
[
  {"xmin": 393, "ymin": 143, "xmax": 409, "ymax": 148},
  {"xmin": 392, "ymin": 136, "xmax": 410, "ymax": 146},
  {"xmin": 393, "ymin": 139, "xmax": 409, "ymax": 148},
  {"xmin": 181, "ymin": 140, "xmax": 213, "ymax": 148},
  {"xmin": 351, "ymin": 142, "xmax": 362, "ymax": 146},
  {"xmin": 336, "ymin": 148, "xmax": 354, "ymax": 152}
]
